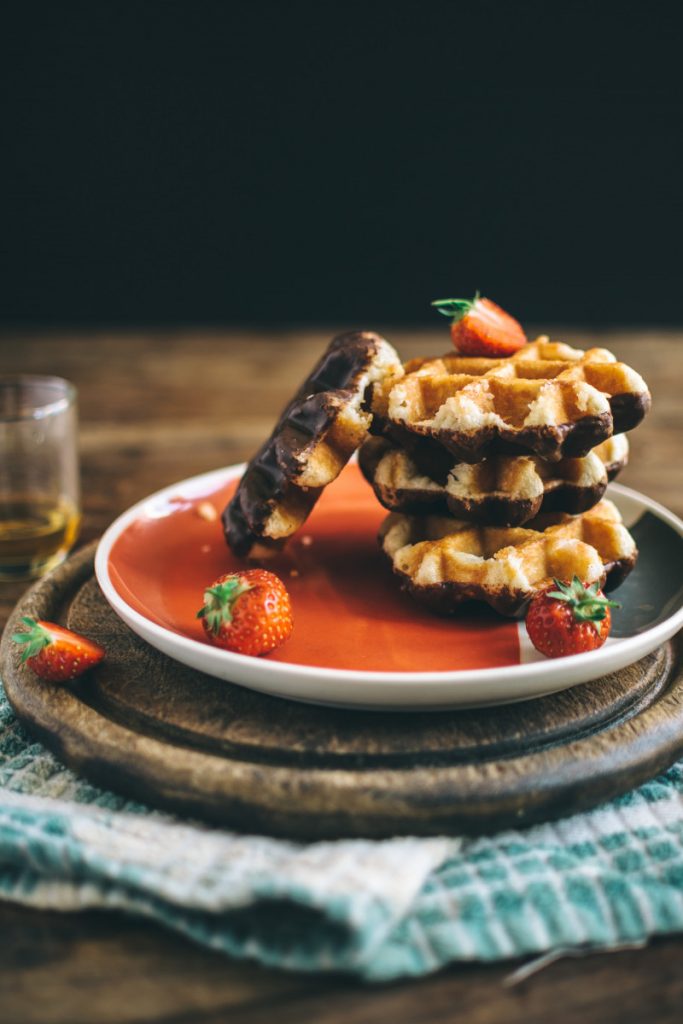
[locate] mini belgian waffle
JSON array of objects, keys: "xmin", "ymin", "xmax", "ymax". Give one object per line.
[
  {"xmin": 379, "ymin": 499, "xmax": 637, "ymax": 617},
  {"xmin": 359, "ymin": 434, "xmax": 629, "ymax": 526},
  {"xmin": 371, "ymin": 338, "xmax": 650, "ymax": 463}
]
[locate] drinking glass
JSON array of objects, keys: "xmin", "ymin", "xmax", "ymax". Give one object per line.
[{"xmin": 0, "ymin": 376, "xmax": 80, "ymax": 580}]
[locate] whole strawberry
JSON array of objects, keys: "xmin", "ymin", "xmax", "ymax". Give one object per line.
[
  {"xmin": 197, "ymin": 569, "xmax": 293, "ymax": 656},
  {"xmin": 431, "ymin": 292, "xmax": 527, "ymax": 357},
  {"xmin": 12, "ymin": 617, "xmax": 105, "ymax": 681},
  {"xmin": 526, "ymin": 577, "xmax": 620, "ymax": 659}
]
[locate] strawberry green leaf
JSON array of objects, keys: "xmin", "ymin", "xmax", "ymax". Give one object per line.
[
  {"xmin": 11, "ymin": 618, "xmax": 52, "ymax": 663},
  {"xmin": 197, "ymin": 578, "xmax": 252, "ymax": 636},
  {"xmin": 431, "ymin": 292, "xmax": 481, "ymax": 322},
  {"xmin": 548, "ymin": 576, "xmax": 620, "ymax": 629}
]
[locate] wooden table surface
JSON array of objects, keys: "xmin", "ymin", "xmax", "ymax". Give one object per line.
[{"xmin": 0, "ymin": 329, "xmax": 681, "ymax": 1024}]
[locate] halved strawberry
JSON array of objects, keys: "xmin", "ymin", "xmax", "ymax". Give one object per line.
[
  {"xmin": 12, "ymin": 617, "xmax": 105, "ymax": 681},
  {"xmin": 431, "ymin": 293, "xmax": 527, "ymax": 356}
]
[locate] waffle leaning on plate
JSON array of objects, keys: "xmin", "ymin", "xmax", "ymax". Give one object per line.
[{"xmin": 223, "ymin": 331, "xmax": 401, "ymax": 558}]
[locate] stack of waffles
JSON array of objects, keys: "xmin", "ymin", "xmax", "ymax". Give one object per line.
[
  {"xmin": 360, "ymin": 338, "xmax": 651, "ymax": 616},
  {"xmin": 223, "ymin": 333, "xmax": 650, "ymax": 618}
]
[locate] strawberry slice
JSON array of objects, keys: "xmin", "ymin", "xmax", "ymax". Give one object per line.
[
  {"xmin": 431, "ymin": 293, "xmax": 527, "ymax": 356},
  {"xmin": 12, "ymin": 617, "xmax": 105, "ymax": 681}
]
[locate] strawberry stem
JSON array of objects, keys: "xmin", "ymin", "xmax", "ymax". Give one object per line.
[
  {"xmin": 431, "ymin": 292, "xmax": 480, "ymax": 322},
  {"xmin": 11, "ymin": 617, "xmax": 52, "ymax": 663},
  {"xmin": 547, "ymin": 577, "xmax": 620, "ymax": 631},
  {"xmin": 196, "ymin": 578, "xmax": 251, "ymax": 636}
]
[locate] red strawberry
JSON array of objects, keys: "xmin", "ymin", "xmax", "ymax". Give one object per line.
[
  {"xmin": 12, "ymin": 617, "xmax": 105, "ymax": 681},
  {"xmin": 197, "ymin": 569, "xmax": 293, "ymax": 656},
  {"xmin": 526, "ymin": 577, "xmax": 619, "ymax": 659},
  {"xmin": 431, "ymin": 293, "xmax": 527, "ymax": 356}
]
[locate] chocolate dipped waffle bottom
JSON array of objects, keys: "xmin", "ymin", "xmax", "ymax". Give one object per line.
[
  {"xmin": 371, "ymin": 338, "xmax": 650, "ymax": 463},
  {"xmin": 379, "ymin": 499, "xmax": 637, "ymax": 617},
  {"xmin": 223, "ymin": 331, "xmax": 402, "ymax": 558},
  {"xmin": 359, "ymin": 434, "xmax": 629, "ymax": 526}
]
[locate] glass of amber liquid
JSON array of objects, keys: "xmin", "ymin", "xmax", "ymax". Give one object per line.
[{"xmin": 0, "ymin": 376, "xmax": 80, "ymax": 581}]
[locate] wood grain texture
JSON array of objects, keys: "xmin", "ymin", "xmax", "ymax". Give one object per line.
[
  {"xmin": 0, "ymin": 329, "xmax": 682, "ymax": 1021},
  {"xmin": 2, "ymin": 902, "xmax": 683, "ymax": 1024},
  {"xmin": 2, "ymin": 544, "xmax": 682, "ymax": 839}
]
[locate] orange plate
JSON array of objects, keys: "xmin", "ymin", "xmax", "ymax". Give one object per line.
[{"xmin": 108, "ymin": 464, "xmax": 520, "ymax": 672}]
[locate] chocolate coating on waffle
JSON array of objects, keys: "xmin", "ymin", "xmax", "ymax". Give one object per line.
[
  {"xmin": 223, "ymin": 331, "xmax": 401, "ymax": 558},
  {"xmin": 609, "ymin": 391, "xmax": 651, "ymax": 434},
  {"xmin": 372, "ymin": 410, "xmax": 616, "ymax": 463},
  {"xmin": 395, "ymin": 556, "xmax": 637, "ymax": 618}
]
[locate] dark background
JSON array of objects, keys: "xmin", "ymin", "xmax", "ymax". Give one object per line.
[{"xmin": 2, "ymin": 1, "xmax": 681, "ymax": 329}]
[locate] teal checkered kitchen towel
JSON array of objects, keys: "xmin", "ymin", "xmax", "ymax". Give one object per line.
[{"xmin": 2, "ymin": 682, "xmax": 683, "ymax": 981}]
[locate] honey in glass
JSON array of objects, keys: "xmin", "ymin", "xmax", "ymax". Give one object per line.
[{"xmin": 0, "ymin": 376, "xmax": 80, "ymax": 581}]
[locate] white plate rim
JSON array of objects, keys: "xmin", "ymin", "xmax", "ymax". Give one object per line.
[{"xmin": 94, "ymin": 465, "xmax": 683, "ymax": 708}]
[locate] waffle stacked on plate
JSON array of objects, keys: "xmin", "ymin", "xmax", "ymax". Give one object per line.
[{"xmin": 361, "ymin": 337, "xmax": 650, "ymax": 616}]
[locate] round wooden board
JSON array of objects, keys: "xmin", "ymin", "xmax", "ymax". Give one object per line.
[{"xmin": 2, "ymin": 542, "xmax": 682, "ymax": 839}]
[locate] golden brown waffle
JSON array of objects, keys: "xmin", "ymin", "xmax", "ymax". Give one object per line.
[
  {"xmin": 359, "ymin": 434, "xmax": 629, "ymax": 526},
  {"xmin": 223, "ymin": 332, "xmax": 402, "ymax": 558},
  {"xmin": 379, "ymin": 499, "xmax": 637, "ymax": 616},
  {"xmin": 371, "ymin": 338, "xmax": 650, "ymax": 463}
]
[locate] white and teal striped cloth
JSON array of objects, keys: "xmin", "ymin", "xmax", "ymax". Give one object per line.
[{"xmin": 2, "ymin": 680, "xmax": 683, "ymax": 980}]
